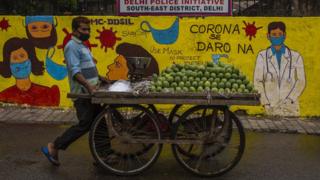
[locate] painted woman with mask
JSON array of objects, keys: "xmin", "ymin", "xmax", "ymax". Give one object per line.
[
  {"xmin": 0, "ymin": 37, "xmax": 60, "ymax": 106},
  {"xmin": 254, "ymin": 21, "xmax": 306, "ymax": 116}
]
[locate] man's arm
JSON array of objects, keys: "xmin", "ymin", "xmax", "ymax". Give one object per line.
[
  {"xmin": 65, "ymin": 45, "xmax": 97, "ymax": 94},
  {"xmin": 74, "ymin": 73, "xmax": 97, "ymax": 94},
  {"xmin": 98, "ymin": 75, "xmax": 110, "ymax": 83},
  {"xmin": 93, "ymin": 57, "xmax": 98, "ymax": 64}
]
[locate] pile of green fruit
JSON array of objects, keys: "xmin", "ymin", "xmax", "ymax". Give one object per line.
[{"xmin": 149, "ymin": 62, "xmax": 255, "ymax": 93}]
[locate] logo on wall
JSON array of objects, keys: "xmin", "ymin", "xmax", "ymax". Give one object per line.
[
  {"xmin": 0, "ymin": 17, "xmax": 10, "ymax": 31},
  {"xmin": 140, "ymin": 17, "xmax": 179, "ymax": 45},
  {"xmin": 96, "ymin": 27, "xmax": 122, "ymax": 52},
  {"xmin": 242, "ymin": 21, "xmax": 262, "ymax": 41},
  {"xmin": 212, "ymin": 54, "xmax": 229, "ymax": 64}
]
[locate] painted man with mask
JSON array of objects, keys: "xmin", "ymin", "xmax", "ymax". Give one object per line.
[
  {"xmin": 254, "ymin": 21, "xmax": 306, "ymax": 116},
  {"xmin": 41, "ymin": 16, "xmax": 110, "ymax": 166}
]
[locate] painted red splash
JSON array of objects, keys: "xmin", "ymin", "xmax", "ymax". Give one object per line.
[
  {"xmin": 242, "ymin": 21, "xmax": 262, "ymax": 41},
  {"xmin": 96, "ymin": 27, "xmax": 121, "ymax": 52},
  {"xmin": 57, "ymin": 28, "xmax": 97, "ymax": 50},
  {"xmin": 0, "ymin": 18, "xmax": 11, "ymax": 31}
]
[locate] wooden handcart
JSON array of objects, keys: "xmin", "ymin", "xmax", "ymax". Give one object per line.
[{"xmin": 68, "ymin": 91, "xmax": 260, "ymax": 177}]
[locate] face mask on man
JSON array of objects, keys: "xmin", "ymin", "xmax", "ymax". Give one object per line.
[
  {"xmin": 77, "ymin": 31, "xmax": 90, "ymax": 41},
  {"xmin": 10, "ymin": 59, "xmax": 32, "ymax": 79},
  {"xmin": 269, "ymin": 35, "xmax": 285, "ymax": 46}
]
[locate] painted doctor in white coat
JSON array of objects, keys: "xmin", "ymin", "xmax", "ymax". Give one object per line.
[{"xmin": 254, "ymin": 22, "xmax": 306, "ymax": 116}]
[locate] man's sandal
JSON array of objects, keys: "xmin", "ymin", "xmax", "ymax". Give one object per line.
[{"xmin": 41, "ymin": 146, "xmax": 60, "ymax": 166}]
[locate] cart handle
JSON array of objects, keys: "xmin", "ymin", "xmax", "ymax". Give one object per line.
[{"xmin": 67, "ymin": 93, "xmax": 92, "ymax": 99}]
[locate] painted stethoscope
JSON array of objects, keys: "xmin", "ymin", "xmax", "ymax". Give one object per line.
[
  {"xmin": 265, "ymin": 45, "xmax": 293, "ymax": 83},
  {"xmin": 140, "ymin": 17, "xmax": 179, "ymax": 45}
]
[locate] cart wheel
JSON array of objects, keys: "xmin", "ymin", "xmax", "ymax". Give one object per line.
[
  {"xmin": 174, "ymin": 106, "xmax": 229, "ymax": 158},
  {"xmin": 168, "ymin": 105, "xmax": 182, "ymax": 125},
  {"xmin": 171, "ymin": 105, "xmax": 245, "ymax": 177},
  {"xmin": 89, "ymin": 104, "xmax": 163, "ymax": 176},
  {"xmin": 144, "ymin": 104, "xmax": 170, "ymax": 133}
]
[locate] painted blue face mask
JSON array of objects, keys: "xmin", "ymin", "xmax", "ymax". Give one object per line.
[
  {"xmin": 270, "ymin": 35, "xmax": 285, "ymax": 46},
  {"xmin": 45, "ymin": 47, "xmax": 67, "ymax": 80},
  {"xmin": 10, "ymin": 59, "xmax": 31, "ymax": 79},
  {"xmin": 140, "ymin": 17, "xmax": 179, "ymax": 45}
]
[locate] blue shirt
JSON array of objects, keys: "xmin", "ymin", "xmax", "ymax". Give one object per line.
[
  {"xmin": 271, "ymin": 45, "xmax": 286, "ymax": 70},
  {"xmin": 64, "ymin": 36, "xmax": 99, "ymax": 95}
]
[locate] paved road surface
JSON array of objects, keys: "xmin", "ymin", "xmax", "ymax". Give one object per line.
[{"xmin": 1, "ymin": 123, "xmax": 320, "ymax": 180}]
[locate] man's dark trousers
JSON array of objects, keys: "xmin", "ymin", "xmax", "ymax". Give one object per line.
[{"xmin": 54, "ymin": 98, "xmax": 103, "ymax": 150}]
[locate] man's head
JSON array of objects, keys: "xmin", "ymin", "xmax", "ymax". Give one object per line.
[
  {"xmin": 72, "ymin": 16, "xmax": 91, "ymax": 41},
  {"xmin": 267, "ymin": 21, "xmax": 286, "ymax": 46}
]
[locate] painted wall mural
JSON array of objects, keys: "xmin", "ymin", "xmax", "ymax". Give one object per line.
[
  {"xmin": 24, "ymin": 16, "xmax": 68, "ymax": 81},
  {"xmin": 0, "ymin": 37, "xmax": 60, "ymax": 106},
  {"xmin": 0, "ymin": 16, "xmax": 319, "ymax": 117},
  {"xmin": 140, "ymin": 17, "xmax": 179, "ymax": 44},
  {"xmin": 25, "ymin": 16, "xmax": 57, "ymax": 49},
  {"xmin": 0, "ymin": 17, "xmax": 10, "ymax": 31},
  {"xmin": 254, "ymin": 21, "xmax": 306, "ymax": 116},
  {"xmin": 106, "ymin": 42, "xmax": 159, "ymax": 80}
]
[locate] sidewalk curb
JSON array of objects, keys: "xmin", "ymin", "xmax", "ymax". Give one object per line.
[{"xmin": 1, "ymin": 107, "xmax": 320, "ymax": 135}]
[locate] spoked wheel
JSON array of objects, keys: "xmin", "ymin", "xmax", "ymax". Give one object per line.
[
  {"xmin": 145, "ymin": 104, "xmax": 170, "ymax": 133},
  {"xmin": 171, "ymin": 105, "xmax": 245, "ymax": 177},
  {"xmin": 89, "ymin": 104, "xmax": 163, "ymax": 176}
]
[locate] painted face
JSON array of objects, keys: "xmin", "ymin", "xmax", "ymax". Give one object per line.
[
  {"xmin": 268, "ymin": 28, "xmax": 286, "ymax": 46},
  {"xmin": 106, "ymin": 55, "xmax": 129, "ymax": 80},
  {"xmin": 10, "ymin": 48, "xmax": 31, "ymax": 79},
  {"xmin": 269, "ymin": 28, "xmax": 285, "ymax": 38},
  {"xmin": 10, "ymin": 48, "xmax": 29, "ymax": 63},
  {"xmin": 27, "ymin": 22, "xmax": 53, "ymax": 38}
]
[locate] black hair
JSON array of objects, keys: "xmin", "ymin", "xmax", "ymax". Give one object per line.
[
  {"xmin": 116, "ymin": 43, "xmax": 159, "ymax": 76},
  {"xmin": 268, "ymin": 21, "xmax": 286, "ymax": 34},
  {"xmin": 72, "ymin": 16, "xmax": 90, "ymax": 31}
]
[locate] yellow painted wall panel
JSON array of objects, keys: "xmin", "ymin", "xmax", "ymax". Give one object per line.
[{"xmin": 0, "ymin": 16, "xmax": 319, "ymax": 116}]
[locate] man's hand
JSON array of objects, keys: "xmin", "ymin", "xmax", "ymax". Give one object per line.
[
  {"xmin": 99, "ymin": 75, "xmax": 113, "ymax": 85},
  {"xmin": 87, "ymin": 85, "xmax": 97, "ymax": 94},
  {"xmin": 74, "ymin": 73, "xmax": 98, "ymax": 94}
]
